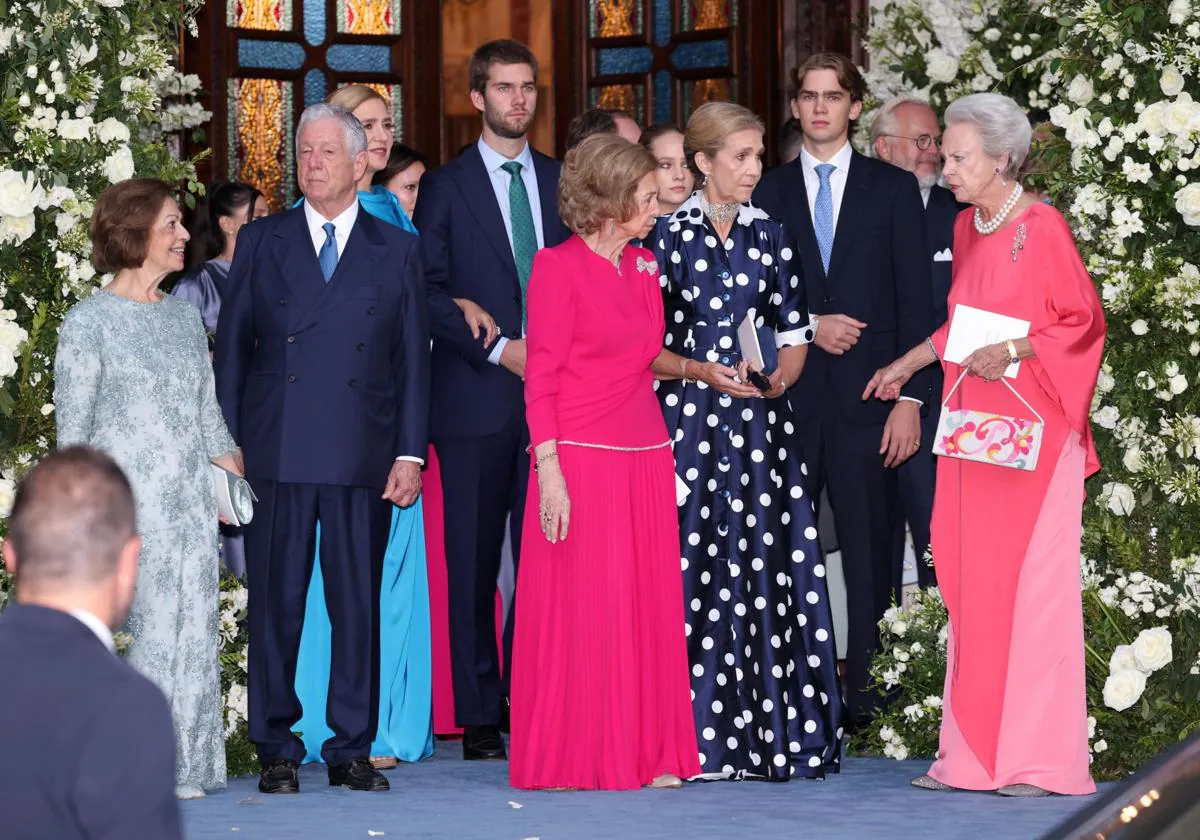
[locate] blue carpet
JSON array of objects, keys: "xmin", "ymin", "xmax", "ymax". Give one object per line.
[{"xmin": 181, "ymin": 744, "xmax": 1103, "ymax": 839}]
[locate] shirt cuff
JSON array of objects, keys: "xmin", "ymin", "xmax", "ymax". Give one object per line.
[
  {"xmin": 898, "ymin": 396, "xmax": 924, "ymax": 407},
  {"xmin": 487, "ymin": 336, "xmax": 509, "ymax": 365},
  {"xmin": 394, "ymin": 456, "xmax": 425, "ymax": 465}
]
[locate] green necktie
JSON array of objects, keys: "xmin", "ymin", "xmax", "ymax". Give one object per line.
[{"xmin": 501, "ymin": 160, "xmax": 537, "ymax": 329}]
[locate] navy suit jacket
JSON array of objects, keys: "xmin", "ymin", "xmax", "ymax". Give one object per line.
[
  {"xmin": 755, "ymin": 151, "xmax": 936, "ymax": 423},
  {"xmin": 0, "ymin": 604, "xmax": 181, "ymax": 840},
  {"xmin": 926, "ymin": 184, "xmax": 966, "ymax": 407},
  {"xmin": 413, "ymin": 143, "xmax": 570, "ymax": 438},
  {"xmin": 215, "ymin": 205, "xmax": 429, "ymax": 488}
]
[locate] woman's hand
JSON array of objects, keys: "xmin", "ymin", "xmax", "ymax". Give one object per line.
[
  {"xmin": 962, "ymin": 342, "xmax": 1011, "ymax": 382},
  {"xmin": 863, "ymin": 361, "xmax": 914, "ymax": 402},
  {"xmin": 537, "ymin": 463, "xmax": 570, "ymax": 544},
  {"xmin": 735, "ymin": 360, "xmax": 788, "ymax": 399},
  {"xmin": 212, "ymin": 449, "xmax": 244, "ymax": 525},
  {"xmin": 697, "ymin": 361, "xmax": 762, "ymax": 399},
  {"xmin": 453, "ymin": 297, "xmax": 499, "ymax": 345}
]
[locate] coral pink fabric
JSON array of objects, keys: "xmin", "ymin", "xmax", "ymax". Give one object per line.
[{"xmin": 929, "ymin": 203, "xmax": 1105, "ymax": 779}]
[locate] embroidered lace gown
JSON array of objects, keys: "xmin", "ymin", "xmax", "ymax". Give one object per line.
[
  {"xmin": 649, "ymin": 195, "xmax": 843, "ymax": 780},
  {"xmin": 509, "ymin": 236, "xmax": 700, "ymax": 790},
  {"xmin": 927, "ymin": 203, "xmax": 1103, "ymax": 794}
]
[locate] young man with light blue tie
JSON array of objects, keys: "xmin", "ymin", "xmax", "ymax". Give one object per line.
[
  {"xmin": 754, "ymin": 52, "xmax": 936, "ymax": 730},
  {"xmin": 413, "ymin": 38, "xmax": 569, "ymax": 762}
]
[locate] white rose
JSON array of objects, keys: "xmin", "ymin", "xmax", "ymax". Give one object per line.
[
  {"xmin": 1163, "ymin": 99, "xmax": 1199, "ymax": 137},
  {"xmin": 1093, "ymin": 739, "xmax": 1108, "ymax": 753},
  {"xmin": 1123, "ymin": 447, "xmax": 1146, "ymax": 473},
  {"xmin": 1102, "ymin": 667, "xmax": 1147, "ymax": 711},
  {"xmin": 0, "ymin": 477, "xmax": 14, "ymax": 516},
  {"xmin": 1100, "ymin": 481, "xmax": 1136, "ymax": 516},
  {"xmin": 101, "ymin": 146, "xmax": 135, "ymax": 184},
  {"xmin": 55, "ymin": 212, "xmax": 78, "ymax": 236},
  {"xmin": 1131, "ymin": 319, "xmax": 1149, "ymax": 335},
  {"xmin": 1131, "ymin": 626, "xmax": 1173, "ymax": 672},
  {"xmin": 1067, "ymin": 74, "xmax": 1095, "ymax": 107},
  {"xmin": 40, "ymin": 402, "xmax": 54, "ymax": 416},
  {"xmin": 0, "ymin": 169, "xmax": 42, "ymax": 218},
  {"xmin": 1094, "ymin": 405, "xmax": 1120, "ymax": 429},
  {"xmin": 1109, "ymin": 643, "xmax": 1139, "ymax": 674},
  {"xmin": 1175, "ymin": 183, "xmax": 1200, "ymax": 227},
  {"xmin": 1169, "ymin": 0, "xmax": 1191, "ymax": 25},
  {"xmin": 0, "ymin": 213, "xmax": 36, "ymax": 246},
  {"xmin": 1139, "ymin": 102, "xmax": 1167, "ymax": 137},
  {"xmin": 983, "ymin": 28, "xmax": 1001, "ymax": 42},
  {"xmin": 1171, "ymin": 374, "xmax": 1188, "ymax": 394},
  {"xmin": 56, "ymin": 116, "xmax": 92, "ymax": 141},
  {"xmin": 1161, "ymin": 66, "xmax": 1186, "ymax": 97},
  {"xmin": 925, "ymin": 49, "xmax": 960, "ymax": 85},
  {"xmin": 96, "ymin": 117, "xmax": 131, "ymax": 145}
]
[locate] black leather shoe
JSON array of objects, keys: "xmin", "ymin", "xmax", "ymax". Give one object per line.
[
  {"xmin": 463, "ymin": 724, "xmax": 507, "ymax": 760},
  {"xmin": 499, "ymin": 696, "xmax": 511, "ymax": 734},
  {"xmin": 258, "ymin": 758, "xmax": 299, "ymax": 794},
  {"xmin": 328, "ymin": 757, "xmax": 390, "ymax": 791}
]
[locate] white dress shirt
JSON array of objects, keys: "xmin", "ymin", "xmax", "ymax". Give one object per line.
[
  {"xmin": 304, "ymin": 199, "xmax": 359, "ymax": 260},
  {"xmin": 476, "ymin": 137, "xmax": 545, "ymax": 365},
  {"xmin": 302, "ymin": 199, "xmax": 424, "ymax": 464},
  {"xmin": 68, "ymin": 608, "xmax": 115, "ymax": 654}
]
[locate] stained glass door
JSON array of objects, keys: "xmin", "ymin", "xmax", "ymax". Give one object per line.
[
  {"xmin": 554, "ymin": 0, "xmax": 783, "ymax": 155},
  {"xmin": 185, "ymin": 0, "xmax": 441, "ymax": 210}
]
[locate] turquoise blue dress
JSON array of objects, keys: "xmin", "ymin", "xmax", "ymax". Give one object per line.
[{"xmin": 293, "ymin": 187, "xmax": 434, "ymax": 762}]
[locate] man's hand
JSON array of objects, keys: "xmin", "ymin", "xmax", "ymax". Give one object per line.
[
  {"xmin": 813, "ymin": 314, "xmax": 868, "ymax": 355},
  {"xmin": 383, "ymin": 460, "xmax": 422, "ymax": 508},
  {"xmin": 880, "ymin": 400, "xmax": 921, "ymax": 468},
  {"xmin": 499, "ymin": 338, "xmax": 527, "ymax": 379}
]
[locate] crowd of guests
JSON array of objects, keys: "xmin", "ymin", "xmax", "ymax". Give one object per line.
[{"xmin": 0, "ymin": 34, "xmax": 1109, "ymax": 836}]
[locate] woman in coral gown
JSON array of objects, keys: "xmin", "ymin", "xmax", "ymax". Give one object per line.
[
  {"xmin": 866, "ymin": 93, "xmax": 1104, "ymax": 797},
  {"xmin": 509, "ymin": 134, "xmax": 700, "ymax": 791}
]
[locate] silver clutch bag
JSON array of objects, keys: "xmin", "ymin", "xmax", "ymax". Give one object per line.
[{"xmin": 210, "ymin": 463, "xmax": 257, "ymax": 526}]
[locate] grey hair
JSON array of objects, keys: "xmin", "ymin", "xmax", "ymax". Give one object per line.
[
  {"xmin": 295, "ymin": 103, "xmax": 368, "ymax": 160},
  {"xmin": 944, "ymin": 93, "xmax": 1031, "ymax": 180},
  {"xmin": 870, "ymin": 96, "xmax": 935, "ymax": 145}
]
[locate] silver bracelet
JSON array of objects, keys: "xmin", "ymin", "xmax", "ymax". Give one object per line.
[{"xmin": 926, "ymin": 337, "xmax": 939, "ymax": 362}]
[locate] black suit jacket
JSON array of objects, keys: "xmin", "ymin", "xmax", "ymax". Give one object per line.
[
  {"xmin": 413, "ymin": 143, "xmax": 570, "ymax": 438},
  {"xmin": 926, "ymin": 184, "xmax": 965, "ymax": 328},
  {"xmin": 215, "ymin": 205, "xmax": 429, "ymax": 488},
  {"xmin": 755, "ymin": 151, "xmax": 936, "ymax": 423},
  {"xmin": 0, "ymin": 604, "xmax": 181, "ymax": 840}
]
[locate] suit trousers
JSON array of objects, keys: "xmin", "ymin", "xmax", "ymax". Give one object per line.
[
  {"xmin": 893, "ymin": 403, "xmax": 940, "ymax": 589},
  {"xmin": 243, "ymin": 481, "xmax": 391, "ymax": 766},
  {"xmin": 801, "ymin": 417, "xmax": 899, "ymax": 726},
  {"xmin": 434, "ymin": 410, "xmax": 530, "ymax": 726}
]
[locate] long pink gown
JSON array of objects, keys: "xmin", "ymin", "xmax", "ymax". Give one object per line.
[
  {"xmin": 927, "ymin": 203, "xmax": 1104, "ymax": 794},
  {"xmin": 509, "ymin": 236, "xmax": 701, "ymax": 790}
]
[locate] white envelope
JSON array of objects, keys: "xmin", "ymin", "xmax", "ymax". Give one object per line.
[
  {"xmin": 737, "ymin": 309, "xmax": 764, "ymax": 369},
  {"xmin": 943, "ymin": 303, "xmax": 1030, "ymax": 379},
  {"xmin": 676, "ymin": 472, "xmax": 691, "ymax": 506},
  {"xmin": 933, "ymin": 248, "xmax": 953, "ymax": 262}
]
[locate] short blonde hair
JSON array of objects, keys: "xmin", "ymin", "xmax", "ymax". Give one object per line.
[
  {"xmin": 558, "ymin": 134, "xmax": 656, "ymax": 235},
  {"xmin": 684, "ymin": 101, "xmax": 764, "ymax": 172},
  {"xmin": 326, "ymin": 84, "xmax": 388, "ymax": 114}
]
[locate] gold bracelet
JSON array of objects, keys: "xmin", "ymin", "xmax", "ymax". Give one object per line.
[
  {"xmin": 1005, "ymin": 339, "xmax": 1020, "ymax": 366},
  {"xmin": 679, "ymin": 357, "xmax": 695, "ymax": 382},
  {"xmin": 534, "ymin": 450, "xmax": 558, "ymax": 471}
]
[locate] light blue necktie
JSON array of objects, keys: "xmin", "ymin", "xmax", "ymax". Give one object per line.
[
  {"xmin": 814, "ymin": 163, "xmax": 835, "ymax": 274},
  {"xmin": 318, "ymin": 221, "xmax": 338, "ymax": 283}
]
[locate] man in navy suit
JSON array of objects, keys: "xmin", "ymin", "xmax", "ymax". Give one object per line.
[
  {"xmin": 216, "ymin": 103, "xmax": 428, "ymax": 793},
  {"xmin": 0, "ymin": 447, "xmax": 181, "ymax": 840},
  {"xmin": 873, "ymin": 96, "xmax": 966, "ymax": 590},
  {"xmin": 413, "ymin": 39, "xmax": 569, "ymax": 761},
  {"xmin": 754, "ymin": 53, "xmax": 936, "ymax": 727}
]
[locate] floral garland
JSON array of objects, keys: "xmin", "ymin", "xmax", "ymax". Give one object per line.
[{"xmin": 860, "ymin": 0, "xmax": 1200, "ymax": 780}]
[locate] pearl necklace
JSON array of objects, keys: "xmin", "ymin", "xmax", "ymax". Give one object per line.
[
  {"xmin": 699, "ymin": 192, "xmax": 740, "ymax": 226},
  {"xmin": 973, "ymin": 182, "xmax": 1024, "ymax": 235}
]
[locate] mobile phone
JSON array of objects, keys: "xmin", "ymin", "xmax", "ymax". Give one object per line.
[{"xmin": 746, "ymin": 369, "xmax": 772, "ymax": 392}]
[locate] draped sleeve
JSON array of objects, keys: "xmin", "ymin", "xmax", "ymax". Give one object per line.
[
  {"xmin": 769, "ymin": 227, "xmax": 815, "ymax": 348},
  {"xmin": 524, "ymin": 248, "xmax": 576, "ymax": 448},
  {"xmin": 1026, "ymin": 208, "xmax": 1106, "ymax": 475}
]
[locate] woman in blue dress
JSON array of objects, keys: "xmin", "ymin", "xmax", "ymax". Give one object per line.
[
  {"xmin": 171, "ymin": 181, "xmax": 268, "ymax": 578},
  {"xmin": 648, "ymin": 102, "xmax": 844, "ymax": 780},
  {"xmin": 293, "ymin": 85, "xmax": 434, "ymax": 769}
]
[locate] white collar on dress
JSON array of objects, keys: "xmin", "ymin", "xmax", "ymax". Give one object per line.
[{"xmin": 666, "ymin": 191, "xmax": 771, "ymax": 229}]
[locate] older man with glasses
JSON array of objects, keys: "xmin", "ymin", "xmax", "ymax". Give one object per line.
[{"xmin": 872, "ymin": 96, "xmax": 966, "ymax": 590}]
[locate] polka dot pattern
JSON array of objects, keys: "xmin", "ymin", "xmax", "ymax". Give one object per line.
[{"xmin": 647, "ymin": 194, "xmax": 843, "ymax": 781}]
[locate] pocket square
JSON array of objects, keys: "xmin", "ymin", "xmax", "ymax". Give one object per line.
[{"xmin": 933, "ymin": 248, "xmax": 953, "ymax": 262}]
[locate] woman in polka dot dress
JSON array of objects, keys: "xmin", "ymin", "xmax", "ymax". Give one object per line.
[{"xmin": 648, "ymin": 102, "xmax": 844, "ymax": 781}]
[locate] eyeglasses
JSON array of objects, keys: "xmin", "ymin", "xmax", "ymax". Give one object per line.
[{"xmin": 879, "ymin": 133, "xmax": 941, "ymax": 150}]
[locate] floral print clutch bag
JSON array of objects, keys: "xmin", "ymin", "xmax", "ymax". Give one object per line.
[{"xmin": 933, "ymin": 370, "xmax": 1044, "ymax": 471}]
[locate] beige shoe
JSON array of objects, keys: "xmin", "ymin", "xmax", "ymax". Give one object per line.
[
  {"xmin": 370, "ymin": 756, "xmax": 398, "ymax": 770},
  {"xmin": 997, "ymin": 783, "xmax": 1052, "ymax": 797},
  {"xmin": 649, "ymin": 773, "xmax": 684, "ymax": 789},
  {"xmin": 911, "ymin": 774, "xmax": 955, "ymax": 792}
]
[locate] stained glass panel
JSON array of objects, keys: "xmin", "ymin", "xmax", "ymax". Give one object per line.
[
  {"xmin": 680, "ymin": 0, "xmax": 734, "ymax": 31},
  {"xmin": 592, "ymin": 84, "xmax": 644, "ymax": 123},
  {"xmin": 670, "ymin": 39, "xmax": 729, "ymax": 71},
  {"xmin": 652, "ymin": 0, "xmax": 671, "ymax": 45},
  {"xmin": 303, "ymin": 0, "xmax": 325, "ymax": 46},
  {"xmin": 304, "ymin": 68, "xmax": 326, "ymax": 106},
  {"xmin": 682, "ymin": 77, "xmax": 732, "ymax": 120},
  {"xmin": 228, "ymin": 78, "xmax": 295, "ymax": 212},
  {"xmin": 238, "ymin": 40, "xmax": 307, "ymax": 70},
  {"xmin": 596, "ymin": 46, "xmax": 653, "ymax": 77},
  {"xmin": 588, "ymin": 0, "xmax": 644, "ymax": 38},
  {"xmin": 652, "ymin": 69, "xmax": 672, "ymax": 124},
  {"xmin": 338, "ymin": 0, "xmax": 401, "ymax": 35},
  {"xmin": 326, "ymin": 45, "xmax": 391, "ymax": 73},
  {"xmin": 228, "ymin": 0, "xmax": 292, "ymax": 31}
]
